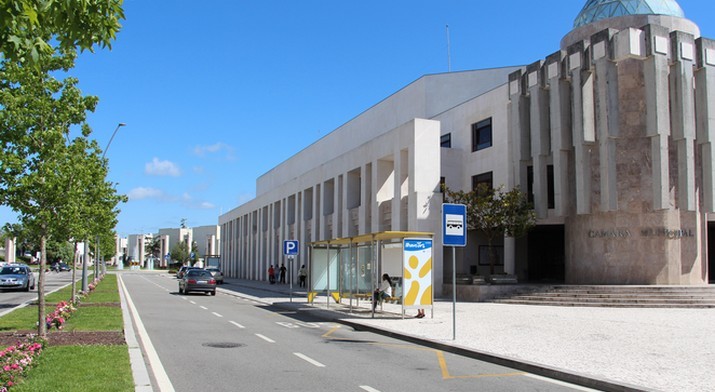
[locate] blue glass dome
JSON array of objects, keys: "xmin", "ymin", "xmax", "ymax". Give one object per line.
[{"xmin": 574, "ymin": 0, "xmax": 685, "ymax": 27}]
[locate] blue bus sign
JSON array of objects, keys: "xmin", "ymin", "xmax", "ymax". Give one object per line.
[{"xmin": 443, "ymin": 203, "xmax": 467, "ymax": 247}]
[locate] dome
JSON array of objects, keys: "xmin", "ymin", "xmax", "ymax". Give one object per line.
[{"xmin": 574, "ymin": 0, "xmax": 685, "ymax": 28}]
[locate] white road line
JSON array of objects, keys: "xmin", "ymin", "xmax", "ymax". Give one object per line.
[
  {"xmin": 118, "ymin": 275, "xmax": 175, "ymax": 392},
  {"xmin": 360, "ymin": 386, "xmax": 381, "ymax": 392},
  {"xmin": 180, "ymin": 296, "xmax": 187, "ymax": 300},
  {"xmin": 212, "ymin": 312, "xmax": 223, "ymax": 318},
  {"xmin": 255, "ymin": 334, "xmax": 275, "ymax": 343},
  {"xmin": 199, "ymin": 305, "xmax": 208, "ymax": 310},
  {"xmin": 524, "ymin": 374, "xmax": 601, "ymax": 391},
  {"xmin": 189, "ymin": 300, "xmax": 195, "ymax": 304},
  {"xmin": 294, "ymin": 353, "xmax": 326, "ymax": 367},
  {"xmin": 229, "ymin": 321, "xmax": 245, "ymax": 329}
]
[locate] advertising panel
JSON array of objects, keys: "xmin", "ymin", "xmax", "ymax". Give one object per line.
[{"xmin": 402, "ymin": 238, "xmax": 433, "ymax": 308}]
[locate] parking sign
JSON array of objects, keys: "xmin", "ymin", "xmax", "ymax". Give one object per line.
[
  {"xmin": 283, "ymin": 240, "xmax": 299, "ymax": 256},
  {"xmin": 443, "ymin": 203, "xmax": 467, "ymax": 247}
]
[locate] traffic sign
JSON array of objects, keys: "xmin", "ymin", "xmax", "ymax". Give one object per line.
[
  {"xmin": 283, "ymin": 240, "xmax": 299, "ymax": 256},
  {"xmin": 443, "ymin": 203, "xmax": 467, "ymax": 247}
]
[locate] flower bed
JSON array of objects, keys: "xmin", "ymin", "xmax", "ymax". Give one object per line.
[{"xmin": 0, "ymin": 338, "xmax": 44, "ymax": 392}]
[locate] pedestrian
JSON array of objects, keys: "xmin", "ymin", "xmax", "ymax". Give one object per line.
[
  {"xmin": 415, "ymin": 309, "xmax": 425, "ymax": 318},
  {"xmin": 373, "ymin": 273, "xmax": 393, "ymax": 311},
  {"xmin": 279, "ymin": 263, "xmax": 287, "ymax": 284},
  {"xmin": 274, "ymin": 264, "xmax": 280, "ymax": 283},
  {"xmin": 268, "ymin": 265, "xmax": 275, "ymax": 284},
  {"xmin": 298, "ymin": 265, "xmax": 307, "ymax": 288}
]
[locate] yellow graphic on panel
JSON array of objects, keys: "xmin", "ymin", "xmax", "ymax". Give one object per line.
[{"xmin": 403, "ymin": 239, "xmax": 433, "ymax": 307}]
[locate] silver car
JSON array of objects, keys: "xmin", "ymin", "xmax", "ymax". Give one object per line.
[
  {"xmin": 0, "ymin": 264, "xmax": 35, "ymax": 291},
  {"xmin": 205, "ymin": 267, "xmax": 224, "ymax": 284},
  {"xmin": 179, "ymin": 269, "xmax": 217, "ymax": 295}
]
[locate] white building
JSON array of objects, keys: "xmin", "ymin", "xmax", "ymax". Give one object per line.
[{"xmin": 220, "ymin": 0, "xmax": 715, "ymax": 294}]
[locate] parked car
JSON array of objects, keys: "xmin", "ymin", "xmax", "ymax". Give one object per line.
[
  {"xmin": 51, "ymin": 261, "xmax": 71, "ymax": 272},
  {"xmin": 0, "ymin": 264, "xmax": 35, "ymax": 291},
  {"xmin": 205, "ymin": 267, "xmax": 224, "ymax": 284},
  {"xmin": 176, "ymin": 266, "xmax": 200, "ymax": 279},
  {"xmin": 178, "ymin": 269, "xmax": 216, "ymax": 295}
]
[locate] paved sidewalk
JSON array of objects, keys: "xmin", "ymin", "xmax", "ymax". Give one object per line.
[{"xmin": 217, "ymin": 277, "xmax": 715, "ymax": 392}]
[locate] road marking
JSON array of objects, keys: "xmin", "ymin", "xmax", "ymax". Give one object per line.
[
  {"xmin": 189, "ymin": 300, "xmax": 196, "ymax": 304},
  {"xmin": 524, "ymin": 374, "xmax": 601, "ymax": 391},
  {"xmin": 180, "ymin": 296, "xmax": 187, "ymax": 300},
  {"xmin": 276, "ymin": 322, "xmax": 300, "ymax": 329},
  {"xmin": 360, "ymin": 386, "xmax": 381, "ymax": 392},
  {"xmin": 229, "ymin": 321, "xmax": 245, "ymax": 329},
  {"xmin": 212, "ymin": 312, "xmax": 223, "ymax": 318},
  {"xmin": 255, "ymin": 334, "xmax": 275, "ymax": 343},
  {"xmin": 199, "ymin": 306, "xmax": 208, "ymax": 310},
  {"xmin": 294, "ymin": 352, "xmax": 325, "ymax": 367},
  {"xmin": 118, "ymin": 275, "xmax": 175, "ymax": 392}
]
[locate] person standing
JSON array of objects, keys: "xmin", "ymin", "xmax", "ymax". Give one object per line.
[
  {"xmin": 268, "ymin": 265, "xmax": 275, "ymax": 284},
  {"xmin": 279, "ymin": 263, "xmax": 287, "ymax": 284},
  {"xmin": 298, "ymin": 265, "xmax": 307, "ymax": 288}
]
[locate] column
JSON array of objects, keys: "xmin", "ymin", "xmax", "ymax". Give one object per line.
[
  {"xmin": 568, "ymin": 41, "xmax": 593, "ymax": 214},
  {"xmin": 695, "ymin": 38, "xmax": 715, "ymax": 212},
  {"xmin": 546, "ymin": 50, "xmax": 572, "ymax": 217},
  {"xmin": 527, "ymin": 60, "xmax": 549, "ymax": 218}
]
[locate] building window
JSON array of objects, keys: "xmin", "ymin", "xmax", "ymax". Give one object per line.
[
  {"xmin": 527, "ymin": 166, "xmax": 534, "ymax": 204},
  {"xmin": 547, "ymin": 165, "xmax": 555, "ymax": 209},
  {"xmin": 440, "ymin": 177, "xmax": 446, "ymax": 193},
  {"xmin": 471, "ymin": 118, "xmax": 492, "ymax": 152},
  {"xmin": 472, "ymin": 172, "xmax": 493, "ymax": 193},
  {"xmin": 440, "ymin": 133, "xmax": 452, "ymax": 148}
]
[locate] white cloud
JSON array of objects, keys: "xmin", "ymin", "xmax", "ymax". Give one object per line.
[
  {"xmin": 128, "ymin": 187, "xmax": 164, "ymax": 200},
  {"xmin": 145, "ymin": 157, "xmax": 181, "ymax": 177},
  {"xmin": 193, "ymin": 142, "xmax": 236, "ymax": 160}
]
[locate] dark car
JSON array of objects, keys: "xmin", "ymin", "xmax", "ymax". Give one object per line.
[
  {"xmin": 0, "ymin": 264, "xmax": 36, "ymax": 291},
  {"xmin": 179, "ymin": 269, "xmax": 216, "ymax": 295},
  {"xmin": 176, "ymin": 266, "xmax": 200, "ymax": 279},
  {"xmin": 51, "ymin": 262, "xmax": 71, "ymax": 272},
  {"xmin": 205, "ymin": 267, "xmax": 224, "ymax": 284}
]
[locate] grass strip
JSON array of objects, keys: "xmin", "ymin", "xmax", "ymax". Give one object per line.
[
  {"xmin": 12, "ymin": 344, "xmax": 134, "ymax": 392},
  {"xmin": 63, "ymin": 306, "xmax": 123, "ymax": 331}
]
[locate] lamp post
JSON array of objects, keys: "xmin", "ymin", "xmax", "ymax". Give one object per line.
[{"xmin": 82, "ymin": 123, "xmax": 125, "ymax": 292}]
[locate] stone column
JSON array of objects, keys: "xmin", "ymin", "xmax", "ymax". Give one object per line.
[
  {"xmin": 643, "ymin": 24, "xmax": 672, "ymax": 210},
  {"xmin": 591, "ymin": 29, "xmax": 619, "ymax": 212},
  {"xmin": 670, "ymin": 31, "xmax": 697, "ymax": 211},
  {"xmin": 545, "ymin": 50, "xmax": 572, "ymax": 217},
  {"xmin": 695, "ymin": 38, "xmax": 715, "ymax": 212},
  {"xmin": 568, "ymin": 41, "xmax": 593, "ymax": 215},
  {"xmin": 527, "ymin": 60, "xmax": 550, "ymax": 218},
  {"xmin": 507, "ymin": 70, "xmax": 530, "ymax": 190}
]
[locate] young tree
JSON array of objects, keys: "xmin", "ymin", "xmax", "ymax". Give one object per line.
[
  {"xmin": 444, "ymin": 184, "xmax": 536, "ymax": 275},
  {"xmin": 170, "ymin": 241, "xmax": 190, "ymax": 265}
]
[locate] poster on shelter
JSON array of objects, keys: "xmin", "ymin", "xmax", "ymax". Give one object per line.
[{"xmin": 402, "ymin": 239, "xmax": 433, "ymax": 308}]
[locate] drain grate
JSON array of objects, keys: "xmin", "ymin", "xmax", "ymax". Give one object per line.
[{"xmin": 202, "ymin": 342, "xmax": 245, "ymax": 349}]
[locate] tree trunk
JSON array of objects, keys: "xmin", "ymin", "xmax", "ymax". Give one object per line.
[{"xmin": 37, "ymin": 233, "xmax": 47, "ymax": 338}]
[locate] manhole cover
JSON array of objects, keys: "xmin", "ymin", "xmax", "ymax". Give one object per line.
[{"xmin": 202, "ymin": 342, "xmax": 245, "ymax": 349}]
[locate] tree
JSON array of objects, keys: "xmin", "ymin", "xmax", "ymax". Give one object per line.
[
  {"xmin": 170, "ymin": 241, "xmax": 190, "ymax": 265},
  {"xmin": 0, "ymin": 51, "xmax": 124, "ymax": 336},
  {"xmin": 0, "ymin": 0, "xmax": 124, "ymax": 64},
  {"xmin": 443, "ymin": 184, "xmax": 536, "ymax": 275}
]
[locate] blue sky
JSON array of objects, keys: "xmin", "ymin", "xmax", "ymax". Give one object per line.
[{"xmin": 1, "ymin": 0, "xmax": 714, "ymax": 237}]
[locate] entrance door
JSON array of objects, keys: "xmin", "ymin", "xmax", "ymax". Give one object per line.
[
  {"xmin": 526, "ymin": 225, "xmax": 565, "ymax": 283},
  {"xmin": 709, "ymin": 222, "xmax": 715, "ymax": 283}
]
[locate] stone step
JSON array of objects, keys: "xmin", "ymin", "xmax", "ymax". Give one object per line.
[
  {"xmin": 492, "ymin": 299, "xmax": 715, "ymax": 308},
  {"xmin": 501, "ymin": 295, "xmax": 715, "ymax": 304},
  {"xmin": 514, "ymin": 293, "xmax": 715, "ymax": 299}
]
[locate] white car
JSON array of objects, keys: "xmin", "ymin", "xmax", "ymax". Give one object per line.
[{"xmin": 0, "ymin": 264, "xmax": 36, "ymax": 291}]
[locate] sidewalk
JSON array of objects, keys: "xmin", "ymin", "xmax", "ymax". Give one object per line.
[{"xmin": 218, "ymin": 277, "xmax": 715, "ymax": 392}]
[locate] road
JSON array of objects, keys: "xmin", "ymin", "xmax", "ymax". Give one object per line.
[
  {"xmin": 0, "ymin": 270, "xmax": 75, "ymax": 315},
  {"xmin": 120, "ymin": 272, "xmax": 599, "ymax": 392}
]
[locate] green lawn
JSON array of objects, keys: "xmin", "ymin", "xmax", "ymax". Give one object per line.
[
  {"xmin": 12, "ymin": 345, "xmax": 134, "ymax": 392},
  {"xmin": 63, "ymin": 306, "xmax": 123, "ymax": 331},
  {"xmin": 0, "ymin": 305, "xmax": 40, "ymax": 331}
]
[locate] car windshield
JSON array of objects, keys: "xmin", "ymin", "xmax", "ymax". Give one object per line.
[
  {"xmin": 0, "ymin": 267, "xmax": 26, "ymax": 275},
  {"xmin": 187, "ymin": 271, "xmax": 212, "ymax": 278}
]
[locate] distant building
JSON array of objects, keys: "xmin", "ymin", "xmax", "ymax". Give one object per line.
[{"xmin": 219, "ymin": 0, "xmax": 714, "ymax": 294}]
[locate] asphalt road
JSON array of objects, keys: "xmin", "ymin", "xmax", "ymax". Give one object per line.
[
  {"xmin": 121, "ymin": 272, "xmax": 598, "ymax": 392},
  {"xmin": 0, "ymin": 269, "xmax": 76, "ymax": 315}
]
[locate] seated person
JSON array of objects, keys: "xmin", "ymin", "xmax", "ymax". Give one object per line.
[{"xmin": 372, "ymin": 273, "xmax": 392, "ymax": 311}]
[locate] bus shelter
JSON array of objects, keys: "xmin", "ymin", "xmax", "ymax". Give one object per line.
[{"xmin": 307, "ymin": 231, "xmax": 434, "ymax": 318}]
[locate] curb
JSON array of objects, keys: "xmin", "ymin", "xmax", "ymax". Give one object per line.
[{"xmin": 117, "ymin": 274, "xmax": 153, "ymax": 392}]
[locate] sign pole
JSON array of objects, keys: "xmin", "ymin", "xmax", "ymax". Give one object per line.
[
  {"xmin": 289, "ymin": 255, "xmax": 294, "ymax": 302},
  {"xmin": 452, "ymin": 247, "xmax": 456, "ymax": 340},
  {"xmin": 443, "ymin": 203, "xmax": 466, "ymax": 342}
]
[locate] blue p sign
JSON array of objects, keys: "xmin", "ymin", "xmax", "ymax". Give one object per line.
[{"xmin": 283, "ymin": 240, "xmax": 299, "ymax": 256}]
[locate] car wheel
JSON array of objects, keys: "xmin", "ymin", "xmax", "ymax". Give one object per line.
[
  {"xmin": 211, "ymin": 290, "xmax": 216, "ymax": 296},
  {"xmin": 179, "ymin": 286, "xmax": 184, "ymax": 294},
  {"xmin": 24, "ymin": 283, "xmax": 30, "ymax": 292}
]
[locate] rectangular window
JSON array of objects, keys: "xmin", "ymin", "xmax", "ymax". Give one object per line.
[
  {"xmin": 547, "ymin": 165, "xmax": 555, "ymax": 209},
  {"xmin": 472, "ymin": 172, "xmax": 493, "ymax": 193},
  {"xmin": 471, "ymin": 118, "xmax": 492, "ymax": 152},
  {"xmin": 527, "ymin": 166, "xmax": 534, "ymax": 204},
  {"xmin": 440, "ymin": 177, "xmax": 446, "ymax": 193},
  {"xmin": 440, "ymin": 133, "xmax": 452, "ymax": 148}
]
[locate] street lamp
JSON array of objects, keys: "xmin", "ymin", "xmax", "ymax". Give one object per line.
[{"xmin": 83, "ymin": 123, "xmax": 126, "ymax": 292}]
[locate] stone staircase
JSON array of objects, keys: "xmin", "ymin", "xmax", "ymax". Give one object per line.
[{"xmin": 490, "ymin": 285, "xmax": 715, "ymax": 308}]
